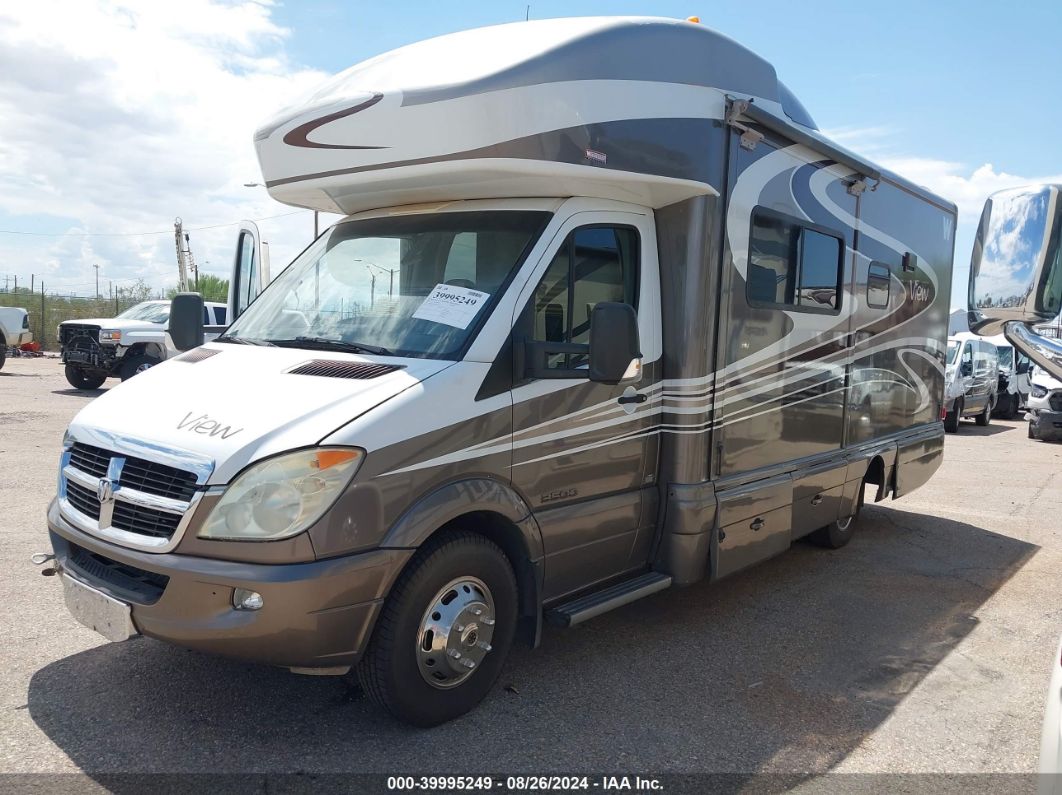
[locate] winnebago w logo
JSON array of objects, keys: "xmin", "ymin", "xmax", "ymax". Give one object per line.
[{"xmin": 177, "ymin": 411, "xmax": 243, "ymax": 439}]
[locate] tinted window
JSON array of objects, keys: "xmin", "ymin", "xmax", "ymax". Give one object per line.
[
  {"xmin": 214, "ymin": 306, "xmax": 227, "ymax": 325},
  {"xmin": 532, "ymin": 225, "xmax": 639, "ymax": 369},
  {"xmin": 747, "ymin": 209, "xmax": 842, "ymax": 311},
  {"xmin": 867, "ymin": 262, "xmax": 890, "ymax": 309}
]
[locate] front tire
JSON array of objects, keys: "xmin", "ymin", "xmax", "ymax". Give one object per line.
[
  {"xmin": 944, "ymin": 398, "xmax": 961, "ymax": 433},
  {"xmin": 64, "ymin": 364, "xmax": 106, "ymax": 390},
  {"xmin": 975, "ymin": 398, "xmax": 992, "ymax": 427},
  {"xmin": 119, "ymin": 354, "xmax": 161, "ymax": 381},
  {"xmin": 357, "ymin": 531, "xmax": 518, "ymax": 727},
  {"xmin": 0, "ymin": 336, "xmax": 6, "ymax": 371}
]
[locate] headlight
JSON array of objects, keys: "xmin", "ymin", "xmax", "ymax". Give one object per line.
[
  {"xmin": 199, "ymin": 448, "xmax": 364, "ymax": 541},
  {"xmin": 1032, "ymin": 384, "xmax": 1048, "ymax": 399},
  {"xmin": 99, "ymin": 329, "xmax": 122, "ymax": 342}
]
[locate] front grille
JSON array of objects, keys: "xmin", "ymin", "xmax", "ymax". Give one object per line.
[
  {"xmin": 112, "ymin": 502, "xmax": 182, "ymax": 539},
  {"xmin": 66, "ymin": 480, "xmax": 101, "ymax": 519},
  {"xmin": 1051, "ymin": 393, "xmax": 1062, "ymax": 412},
  {"xmin": 71, "ymin": 443, "xmax": 198, "ymax": 501},
  {"xmin": 60, "ymin": 324, "xmax": 100, "ymax": 346},
  {"xmin": 61, "ymin": 442, "xmax": 203, "ymax": 547},
  {"xmin": 288, "ymin": 359, "xmax": 403, "ymax": 379},
  {"xmin": 66, "ymin": 542, "xmax": 169, "ymax": 605}
]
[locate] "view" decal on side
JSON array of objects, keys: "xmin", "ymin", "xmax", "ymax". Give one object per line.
[{"xmin": 177, "ymin": 412, "xmax": 243, "ymax": 439}]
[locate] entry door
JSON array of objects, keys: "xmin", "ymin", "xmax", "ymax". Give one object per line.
[{"xmin": 508, "ymin": 211, "xmax": 660, "ymax": 601}]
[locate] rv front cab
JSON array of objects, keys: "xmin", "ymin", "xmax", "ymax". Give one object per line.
[{"xmin": 969, "ymin": 184, "xmax": 1062, "ymax": 381}]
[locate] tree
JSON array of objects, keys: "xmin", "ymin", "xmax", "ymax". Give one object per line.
[{"xmin": 167, "ymin": 274, "xmax": 229, "ymax": 303}]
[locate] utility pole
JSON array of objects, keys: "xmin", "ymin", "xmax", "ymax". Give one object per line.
[
  {"xmin": 93, "ymin": 263, "xmax": 100, "ymax": 298},
  {"xmin": 174, "ymin": 218, "xmax": 189, "ymax": 292}
]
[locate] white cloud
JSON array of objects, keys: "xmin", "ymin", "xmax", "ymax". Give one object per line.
[
  {"xmin": 824, "ymin": 126, "xmax": 1062, "ymax": 303},
  {"xmin": 0, "ymin": 0, "xmax": 337, "ymax": 296}
]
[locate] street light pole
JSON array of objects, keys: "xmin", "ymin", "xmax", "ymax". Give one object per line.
[{"xmin": 93, "ymin": 263, "xmax": 99, "ymax": 298}]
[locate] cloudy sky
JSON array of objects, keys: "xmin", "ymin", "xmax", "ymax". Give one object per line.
[{"xmin": 1, "ymin": 0, "xmax": 1060, "ymax": 305}]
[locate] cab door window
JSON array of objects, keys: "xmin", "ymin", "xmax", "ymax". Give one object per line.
[{"xmin": 531, "ymin": 226, "xmax": 638, "ymax": 369}]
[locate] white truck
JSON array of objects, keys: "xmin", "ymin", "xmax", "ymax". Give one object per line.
[
  {"xmin": 0, "ymin": 306, "xmax": 33, "ymax": 370},
  {"xmin": 58, "ymin": 299, "xmax": 227, "ymax": 389}
]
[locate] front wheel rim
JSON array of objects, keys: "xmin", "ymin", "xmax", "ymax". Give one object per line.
[{"xmin": 415, "ymin": 576, "xmax": 496, "ymax": 689}]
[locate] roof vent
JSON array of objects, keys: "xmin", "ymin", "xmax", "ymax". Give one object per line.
[
  {"xmin": 287, "ymin": 360, "xmax": 403, "ymax": 379},
  {"xmin": 175, "ymin": 348, "xmax": 220, "ymax": 363}
]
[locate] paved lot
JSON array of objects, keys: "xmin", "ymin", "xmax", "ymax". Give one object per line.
[{"xmin": 2, "ymin": 355, "xmax": 1061, "ymax": 785}]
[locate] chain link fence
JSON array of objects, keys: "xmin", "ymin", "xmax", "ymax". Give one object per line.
[{"xmin": 0, "ymin": 290, "xmax": 142, "ymax": 352}]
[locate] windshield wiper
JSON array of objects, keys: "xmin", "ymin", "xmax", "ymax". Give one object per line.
[
  {"xmin": 214, "ymin": 335, "xmax": 275, "ymax": 346},
  {"xmin": 270, "ymin": 336, "xmax": 392, "ymax": 356}
]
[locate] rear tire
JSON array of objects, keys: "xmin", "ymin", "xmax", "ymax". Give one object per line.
[
  {"xmin": 809, "ymin": 484, "xmax": 865, "ymax": 549},
  {"xmin": 0, "ymin": 336, "xmax": 6, "ymax": 371},
  {"xmin": 64, "ymin": 364, "xmax": 106, "ymax": 390},
  {"xmin": 119, "ymin": 354, "xmax": 161, "ymax": 381},
  {"xmin": 1030, "ymin": 421, "xmax": 1038, "ymax": 440},
  {"xmin": 944, "ymin": 399, "xmax": 961, "ymax": 433},
  {"xmin": 1002, "ymin": 393, "xmax": 1020, "ymax": 419},
  {"xmin": 357, "ymin": 531, "xmax": 518, "ymax": 727},
  {"xmin": 975, "ymin": 398, "xmax": 992, "ymax": 426}
]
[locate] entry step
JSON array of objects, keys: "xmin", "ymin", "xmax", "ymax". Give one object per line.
[{"xmin": 545, "ymin": 571, "xmax": 672, "ymax": 628}]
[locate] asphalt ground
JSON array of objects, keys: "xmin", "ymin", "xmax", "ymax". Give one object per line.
[{"xmin": 2, "ymin": 355, "xmax": 1061, "ymax": 790}]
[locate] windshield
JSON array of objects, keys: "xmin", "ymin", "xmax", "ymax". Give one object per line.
[
  {"xmin": 117, "ymin": 302, "xmax": 170, "ymax": 323},
  {"xmin": 996, "ymin": 345, "xmax": 1013, "ymax": 369},
  {"xmin": 226, "ymin": 210, "xmax": 550, "ymax": 358},
  {"xmin": 947, "ymin": 341, "xmax": 960, "ymax": 364}
]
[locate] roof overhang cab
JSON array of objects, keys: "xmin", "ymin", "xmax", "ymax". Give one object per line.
[{"xmin": 253, "ymin": 16, "xmax": 819, "ymax": 215}]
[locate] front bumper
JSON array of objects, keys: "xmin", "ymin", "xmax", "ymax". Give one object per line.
[
  {"xmin": 47, "ymin": 499, "xmax": 412, "ymax": 670},
  {"xmin": 1030, "ymin": 409, "xmax": 1062, "ymax": 441}
]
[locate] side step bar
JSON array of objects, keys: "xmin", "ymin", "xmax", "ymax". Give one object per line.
[{"xmin": 545, "ymin": 572, "xmax": 672, "ymax": 628}]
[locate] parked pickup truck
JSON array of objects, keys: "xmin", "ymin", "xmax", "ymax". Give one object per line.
[
  {"xmin": 0, "ymin": 306, "xmax": 33, "ymax": 370},
  {"xmin": 58, "ymin": 300, "xmax": 227, "ymax": 389}
]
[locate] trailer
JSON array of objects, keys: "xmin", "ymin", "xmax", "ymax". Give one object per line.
[{"xmin": 40, "ymin": 17, "xmax": 955, "ymax": 726}]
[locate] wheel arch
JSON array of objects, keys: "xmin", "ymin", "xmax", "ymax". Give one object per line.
[{"xmin": 380, "ymin": 478, "xmax": 545, "ymax": 648}]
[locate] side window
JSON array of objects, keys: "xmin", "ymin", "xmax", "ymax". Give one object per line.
[
  {"xmin": 532, "ymin": 225, "xmax": 639, "ymax": 369},
  {"xmin": 867, "ymin": 262, "xmax": 891, "ymax": 309},
  {"xmin": 960, "ymin": 343, "xmax": 973, "ymax": 374},
  {"xmin": 214, "ymin": 306, "xmax": 227, "ymax": 325},
  {"xmin": 747, "ymin": 208, "xmax": 843, "ymax": 311},
  {"xmin": 202, "ymin": 306, "xmax": 211, "ymax": 325}
]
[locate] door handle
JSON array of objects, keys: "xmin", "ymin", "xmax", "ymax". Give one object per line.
[
  {"xmin": 750, "ymin": 517, "xmax": 765, "ymax": 531},
  {"xmin": 617, "ymin": 393, "xmax": 647, "ymax": 405},
  {"xmin": 811, "ymin": 494, "xmax": 824, "ymax": 506}
]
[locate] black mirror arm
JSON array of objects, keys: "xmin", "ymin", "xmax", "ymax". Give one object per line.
[{"xmin": 523, "ymin": 339, "xmax": 591, "ymax": 380}]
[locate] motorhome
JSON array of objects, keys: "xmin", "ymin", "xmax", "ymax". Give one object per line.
[
  {"xmin": 943, "ymin": 332, "xmax": 999, "ymax": 431},
  {"xmin": 963, "ymin": 184, "xmax": 1062, "ymax": 776},
  {"xmin": 38, "ymin": 17, "xmax": 956, "ymax": 726}
]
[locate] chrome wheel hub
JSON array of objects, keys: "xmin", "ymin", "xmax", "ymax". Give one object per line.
[{"xmin": 416, "ymin": 576, "xmax": 496, "ymax": 689}]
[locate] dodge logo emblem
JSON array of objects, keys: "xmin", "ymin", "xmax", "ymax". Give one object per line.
[{"xmin": 97, "ymin": 478, "xmax": 115, "ymax": 505}]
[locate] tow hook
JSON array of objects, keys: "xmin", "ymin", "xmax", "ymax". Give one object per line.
[{"xmin": 31, "ymin": 552, "xmax": 58, "ymax": 577}]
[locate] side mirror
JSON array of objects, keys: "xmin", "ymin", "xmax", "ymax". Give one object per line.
[
  {"xmin": 588, "ymin": 302, "xmax": 641, "ymax": 385},
  {"xmin": 169, "ymin": 293, "xmax": 205, "ymax": 352},
  {"xmin": 968, "ymin": 184, "xmax": 1062, "ymax": 380}
]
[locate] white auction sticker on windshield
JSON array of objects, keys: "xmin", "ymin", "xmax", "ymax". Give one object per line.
[{"xmin": 412, "ymin": 284, "xmax": 490, "ymax": 329}]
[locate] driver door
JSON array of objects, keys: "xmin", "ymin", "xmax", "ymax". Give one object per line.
[{"xmin": 508, "ymin": 211, "xmax": 661, "ymax": 602}]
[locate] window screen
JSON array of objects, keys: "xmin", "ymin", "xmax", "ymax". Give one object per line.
[
  {"xmin": 747, "ymin": 208, "xmax": 843, "ymax": 311},
  {"xmin": 867, "ymin": 262, "xmax": 890, "ymax": 309}
]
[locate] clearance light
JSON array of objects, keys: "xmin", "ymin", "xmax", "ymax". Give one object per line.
[{"xmin": 686, "ymin": 16, "xmax": 701, "ymax": 23}]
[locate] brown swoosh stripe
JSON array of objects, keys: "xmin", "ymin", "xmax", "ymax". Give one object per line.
[{"xmin": 282, "ymin": 92, "xmax": 388, "ymax": 150}]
